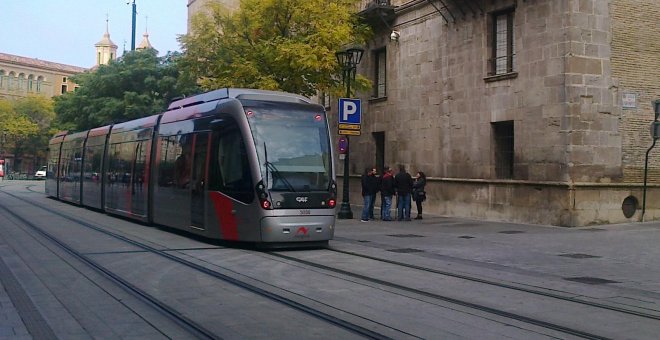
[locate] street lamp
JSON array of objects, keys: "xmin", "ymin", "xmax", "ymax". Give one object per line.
[{"xmin": 335, "ymin": 47, "xmax": 364, "ymax": 219}]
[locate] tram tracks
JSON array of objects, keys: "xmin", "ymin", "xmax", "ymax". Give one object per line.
[
  {"xmin": 323, "ymin": 248, "xmax": 660, "ymax": 321},
  {"xmin": 5, "ymin": 187, "xmax": 660, "ymax": 339},
  {"xmin": 266, "ymin": 251, "xmax": 612, "ymax": 340},
  {"xmin": 0, "ymin": 203, "xmax": 220, "ymax": 340},
  {"xmin": 0, "ymin": 190, "xmax": 396, "ymax": 339}
]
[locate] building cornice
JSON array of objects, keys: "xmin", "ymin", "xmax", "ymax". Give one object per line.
[{"xmin": 0, "ymin": 52, "xmax": 87, "ymax": 74}]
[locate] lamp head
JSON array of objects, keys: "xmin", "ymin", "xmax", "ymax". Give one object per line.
[{"xmin": 390, "ymin": 30, "xmax": 400, "ymax": 41}]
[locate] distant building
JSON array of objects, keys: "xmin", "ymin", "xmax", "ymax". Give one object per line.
[{"xmin": 0, "ymin": 53, "xmax": 86, "ymax": 100}]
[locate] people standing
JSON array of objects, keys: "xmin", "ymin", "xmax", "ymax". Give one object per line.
[
  {"xmin": 369, "ymin": 167, "xmax": 380, "ymax": 220},
  {"xmin": 360, "ymin": 167, "xmax": 379, "ymax": 222},
  {"xmin": 380, "ymin": 166, "xmax": 395, "ymax": 221},
  {"xmin": 413, "ymin": 171, "xmax": 427, "ymax": 220},
  {"xmin": 394, "ymin": 165, "xmax": 413, "ymax": 221}
]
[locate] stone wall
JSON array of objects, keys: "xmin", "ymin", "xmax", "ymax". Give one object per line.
[
  {"xmin": 332, "ymin": 0, "xmax": 660, "ymax": 225},
  {"xmin": 611, "ymin": 0, "xmax": 660, "ymax": 183},
  {"xmin": 348, "ymin": 0, "xmax": 573, "ymax": 182},
  {"xmin": 563, "ymin": 0, "xmax": 622, "ymax": 183}
]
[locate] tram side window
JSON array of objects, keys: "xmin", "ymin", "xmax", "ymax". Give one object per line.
[
  {"xmin": 107, "ymin": 143, "xmax": 135, "ymax": 186},
  {"xmin": 158, "ymin": 136, "xmax": 178, "ymax": 187},
  {"xmin": 48, "ymin": 147, "xmax": 59, "ymax": 179},
  {"xmin": 210, "ymin": 121, "xmax": 253, "ymax": 203},
  {"xmin": 133, "ymin": 141, "xmax": 147, "ymax": 190},
  {"xmin": 71, "ymin": 150, "xmax": 82, "ymax": 181},
  {"xmin": 85, "ymin": 145, "xmax": 104, "ymax": 182},
  {"xmin": 59, "ymin": 147, "xmax": 72, "ymax": 181},
  {"xmin": 175, "ymin": 135, "xmax": 192, "ymax": 189}
]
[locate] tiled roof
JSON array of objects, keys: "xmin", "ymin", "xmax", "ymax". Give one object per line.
[{"xmin": 0, "ymin": 52, "xmax": 87, "ymax": 74}]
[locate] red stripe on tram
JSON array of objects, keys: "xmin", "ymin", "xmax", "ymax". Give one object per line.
[{"xmin": 209, "ymin": 192, "xmax": 239, "ymax": 240}]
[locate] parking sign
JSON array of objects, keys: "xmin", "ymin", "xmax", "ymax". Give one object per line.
[
  {"xmin": 338, "ymin": 98, "xmax": 361, "ymax": 136},
  {"xmin": 338, "ymin": 98, "xmax": 361, "ymax": 124}
]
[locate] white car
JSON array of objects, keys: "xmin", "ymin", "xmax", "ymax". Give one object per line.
[{"xmin": 35, "ymin": 166, "xmax": 47, "ymax": 179}]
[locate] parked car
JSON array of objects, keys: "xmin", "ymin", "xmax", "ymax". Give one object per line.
[{"xmin": 35, "ymin": 166, "xmax": 47, "ymax": 179}]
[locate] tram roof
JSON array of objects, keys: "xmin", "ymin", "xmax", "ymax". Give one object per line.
[{"xmin": 167, "ymin": 88, "xmax": 311, "ymax": 110}]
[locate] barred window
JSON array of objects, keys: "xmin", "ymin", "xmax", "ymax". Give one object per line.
[
  {"xmin": 490, "ymin": 9, "xmax": 515, "ymax": 76},
  {"xmin": 492, "ymin": 121, "xmax": 514, "ymax": 179}
]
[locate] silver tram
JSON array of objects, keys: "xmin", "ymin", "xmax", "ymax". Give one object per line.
[{"xmin": 46, "ymin": 89, "xmax": 337, "ymax": 245}]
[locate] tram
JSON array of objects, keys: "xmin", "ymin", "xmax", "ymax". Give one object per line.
[{"xmin": 46, "ymin": 89, "xmax": 337, "ymax": 245}]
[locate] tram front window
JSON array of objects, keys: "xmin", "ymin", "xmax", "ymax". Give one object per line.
[{"xmin": 247, "ymin": 103, "xmax": 331, "ymax": 192}]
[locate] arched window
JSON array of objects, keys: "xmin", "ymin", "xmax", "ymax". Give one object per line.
[
  {"xmin": 27, "ymin": 74, "xmax": 34, "ymax": 92},
  {"xmin": 8, "ymin": 71, "xmax": 16, "ymax": 90},
  {"xmin": 17, "ymin": 73, "xmax": 26, "ymax": 90},
  {"xmin": 36, "ymin": 76, "xmax": 44, "ymax": 93},
  {"xmin": 0, "ymin": 69, "xmax": 5, "ymax": 89}
]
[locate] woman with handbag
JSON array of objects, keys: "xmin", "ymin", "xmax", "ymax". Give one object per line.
[{"xmin": 413, "ymin": 171, "xmax": 427, "ymax": 220}]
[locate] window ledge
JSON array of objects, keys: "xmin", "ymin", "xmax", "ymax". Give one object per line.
[
  {"xmin": 484, "ymin": 72, "xmax": 518, "ymax": 83},
  {"xmin": 368, "ymin": 96, "xmax": 387, "ymax": 103}
]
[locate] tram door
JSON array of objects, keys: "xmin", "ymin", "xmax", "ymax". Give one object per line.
[{"xmin": 191, "ymin": 133, "xmax": 209, "ymax": 229}]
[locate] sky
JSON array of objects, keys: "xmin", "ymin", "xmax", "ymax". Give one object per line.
[{"xmin": 0, "ymin": 0, "xmax": 188, "ymax": 68}]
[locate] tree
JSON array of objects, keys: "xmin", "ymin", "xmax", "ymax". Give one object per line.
[
  {"xmin": 54, "ymin": 49, "xmax": 197, "ymax": 131},
  {"xmin": 0, "ymin": 96, "xmax": 53, "ymax": 172},
  {"xmin": 179, "ymin": 0, "xmax": 371, "ymax": 97}
]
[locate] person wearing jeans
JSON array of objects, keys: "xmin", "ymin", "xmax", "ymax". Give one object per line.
[
  {"xmin": 394, "ymin": 165, "xmax": 413, "ymax": 221},
  {"xmin": 380, "ymin": 167, "xmax": 395, "ymax": 221},
  {"xmin": 360, "ymin": 167, "xmax": 379, "ymax": 222}
]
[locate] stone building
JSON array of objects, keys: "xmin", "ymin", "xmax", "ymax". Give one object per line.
[
  {"xmin": 334, "ymin": 0, "xmax": 660, "ymax": 226},
  {"xmin": 0, "ymin": 53, "xmax": 86, "ymax": 100}
]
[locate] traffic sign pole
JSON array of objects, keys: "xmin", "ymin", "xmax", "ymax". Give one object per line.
[{"xmin": 337, "ymin": 97, "xmax": 361, "ymax": 220}]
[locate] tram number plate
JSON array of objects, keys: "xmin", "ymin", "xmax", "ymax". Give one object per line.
[{"xmin": 299, "ymin": 209, "xmax": 311, "ymax": 215}]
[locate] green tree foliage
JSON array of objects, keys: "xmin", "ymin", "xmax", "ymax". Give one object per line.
[
  {"xmin": 0, "ymin": 95, "xmax": 55, "ymax": 170},
  {"xmin": 179, "ymin": 0, "xmax": 371, "ymax": 97},
  {"xmin": 54, "ymin": 49, "xmax": 197, "ymax": 131}
]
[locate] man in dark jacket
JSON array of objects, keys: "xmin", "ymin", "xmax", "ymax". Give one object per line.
[
  {"xmin": 394, "ymin": 165, "xmax": 414, "ymax": 221},
  {"xmin": 360, "ymin": 167, "xmax": 380, "ymax": 221},
  {"xmin": 380, "ymin": 166, "xmax": 395, "ymax": 221}
]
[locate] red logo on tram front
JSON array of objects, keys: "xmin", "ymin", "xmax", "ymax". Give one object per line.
[{"xmin": 295, "ymin": 227, "xmax": 309, "ymax": 237}]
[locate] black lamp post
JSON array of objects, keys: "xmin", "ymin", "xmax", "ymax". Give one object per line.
[{"xmin": 335, "ymin": 47, "xmax": 364, "ymax": 219}]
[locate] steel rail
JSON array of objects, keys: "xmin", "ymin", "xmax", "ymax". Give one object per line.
[{"xmin": 1, "ymin": 191, "xmax": 395, "ymax": 340}]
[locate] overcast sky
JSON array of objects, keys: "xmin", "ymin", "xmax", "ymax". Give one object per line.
[{"xmin": 1, "ymin": 0, "xmax": 188, "ymax": 68}]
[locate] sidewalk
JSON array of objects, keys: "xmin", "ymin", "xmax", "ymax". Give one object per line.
[{"xmin": 333, "ymin": 209, "xmax": 660, "ymax": 297}]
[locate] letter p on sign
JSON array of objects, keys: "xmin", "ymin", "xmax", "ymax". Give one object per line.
[{"xmin": 338, "ymin": 98, "xmax": 361, "ymax": 125}]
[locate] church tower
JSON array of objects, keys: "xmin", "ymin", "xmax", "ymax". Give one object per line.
[
  {"xmin": 95, "ymin": 18, "xmax": 118, "ymax": 66},
  {"xmin": 136, "ymin": 17, "xmax": 157, "ymax": 53},
  {"xmin": 137, "ymin": 31, "xmax": 154, "ymax": 50}
]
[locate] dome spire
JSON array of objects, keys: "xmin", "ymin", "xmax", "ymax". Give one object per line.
[
  {"xmin": 95, "ymin": 14, "xmax": 118, "ymax": 66},
  {"xmin": 137, "ymin": 15, "xmax": 156, "ymax": 51}
]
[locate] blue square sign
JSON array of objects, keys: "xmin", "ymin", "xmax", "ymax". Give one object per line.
[{"xmin": 338, "ymin": 98, "xmax": 361, "ymax": 125}]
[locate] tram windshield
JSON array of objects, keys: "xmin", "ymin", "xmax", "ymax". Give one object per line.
[{"xmin": 246, "ymin": 103, "xmax": 332, "ymax": 192}]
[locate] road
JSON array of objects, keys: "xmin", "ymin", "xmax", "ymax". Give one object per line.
[{"xmin": 1, "ymin": 180, "xmax": 659, "ymax": 339}]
